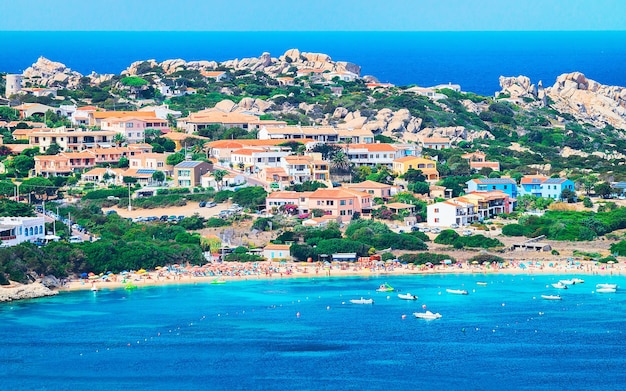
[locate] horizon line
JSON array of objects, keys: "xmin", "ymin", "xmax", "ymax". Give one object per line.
[{"xmin": 0, "ymin": 29, "xmax": 625, "ymax": 33}]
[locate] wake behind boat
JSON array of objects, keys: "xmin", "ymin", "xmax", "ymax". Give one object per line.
[
  {"xmin": 541, "ymin": 295, "xmax": 562, "ymax": 300},
  {"xmin": 446, "ymin": 289, "xmax": 468, "ymax": 295},
  {"xmin": 398, "ymin": 293, "xmax": 417, "ymax": 300},
  {"xmin": 413, "ymin": 311, "xmax": 442, "ymax": 319},
  {"xmin": 350, "ymin": 298, "xmax": 374, "ymax": 304}
]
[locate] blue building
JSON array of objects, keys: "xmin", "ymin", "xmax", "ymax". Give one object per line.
[
  {"xmin": 541, "ymin": 178, "xmax": 575, "ymax": 199},
  {"xmin": 466, "ymin": 178, "xmax": 518, "ymax": 199}
]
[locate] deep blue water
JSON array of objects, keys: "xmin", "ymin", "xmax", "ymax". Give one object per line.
[
  {"xmin": 1, "ymin": 273, "xmax": 625, "ymax": 390},
  {"xmin": 1, "ymin": 31, "xmax": 626, "ymax": 95}
]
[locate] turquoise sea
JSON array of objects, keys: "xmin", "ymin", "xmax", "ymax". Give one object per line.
[
  {"xmin": 1, "ymin": 273, "xmax": 625, "ymax": 390},
  {"xmin": 1, "ymin": 31, "xmax": 626, "ymax": 95}
]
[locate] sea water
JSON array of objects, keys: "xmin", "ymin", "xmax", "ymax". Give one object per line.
[
  {"xmin": 1, "ymin": 31, "xmax": 626, "ymax": 95},
  {"xmin": 1, "ymin": 273, "xmax": 625, "ymax": 390}
]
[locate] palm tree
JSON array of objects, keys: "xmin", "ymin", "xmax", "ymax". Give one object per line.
[
  {"xmin": 331, "ymin": 151, "xmax": 350, "ymax": 174},
  {"xmin": 212, "ymin": 169, "xmax": 229, "ymax": 191},
  {"xmin": 112, "ymin": 133, "xmax": 126, "ymax": 147}
]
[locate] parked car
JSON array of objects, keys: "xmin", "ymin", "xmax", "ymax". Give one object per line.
[
  {"xmin": 419, "ymin": 227, "xmax": 431, "ymax": 233},
  {"xmin": 431, "ymin": 227, "xmax": 441, "ymax": 234},
  {"xmin": 160, "ymin": 215, "xmax": 169, "ymax": 221},
  {"xmin": 450, "ymin": 223, "xmax": 459, "ymax": 229},
  {"xmin": 199, "ymin": 201, "xmax": 207, "ymax": 207},
  {"xmin": 68, "ymin": 236, "xmax": 84, "ymax": 244},
  {"xmin": 462, "ymin": 230, "xmax": 473, "ymax": 236},
  {"xmin": 206, "ymin": 201, "xmax": 217, "ymax": 208}
]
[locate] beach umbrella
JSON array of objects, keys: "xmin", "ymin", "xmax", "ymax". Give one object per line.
[
  {"xmin": 443, "ymin": 260, "xmax": 452, "ymax": 265},
  {"xmin": 80, "ymin": 272, "xmax": 88, "ymax": 278},
  {"xmin": 519, "ymin": 263, "xmax": 527, "ymax": 269},
  {"xmin": 471, "ymin": 261, "xmax": 479, "ymax": 264}
]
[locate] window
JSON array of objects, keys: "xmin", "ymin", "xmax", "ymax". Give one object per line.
[
  {"xmin": 492, "ymin": 186, "xmax": 496, "ymax": 190},
  {"xmin": 434, "ymin": 218, "xmax": 439, "ymax": 223},
  {"xmin": 434, "ymin": 208, "xmax": 439, "ymax": 213},
  {"xmin": 340, "ymin": 200, "xmax": 346, "ymax": 206},
  {"xmin": 349, "ymin": 199, "xmax": 353, "ymax": 205},
  {"xmin": 326, "ymin": 200, "xmax": 334, "ymax": 206},
  {"xmin": 126, "ymin": 122, "xmax": 133, "ymax": 128},
  {"xmin": 340, "ymin": 210, "xmax": 346, "ymax": 216}
]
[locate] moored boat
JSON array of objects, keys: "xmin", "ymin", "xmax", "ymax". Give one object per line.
[
  {"xmin": 376, "ymin": 283, "xmax": 395, "ymax": 292},
  {"xmin": 571, "ymin": 278, "xmax": 585, "ymax": 284},
  {"xmin": 541, "ymin": 295, "xmax": 562, "ymax": 300},
  {"xmin": 350, "ymin": 298, "xmax": 374, "ymax": 304},
  {"xmin": 398, "ymin": 293, "xmax": 417, "ymax": 300},
  {"xmin": 413, "ymin": 311, "xmax": 442, "ymax": 319},
  {"xmin": 596, "ymin": 283, "xmax": 617, "ymax": 289},
  {"xmin": 551, "ymin": 282, "xmax": 568, "ymax": 289},
  {"xmin": 446, "ymin": 289, "xmax": 468, "ymax": 295},
  {"xmin": 596, "ymin": 288, "xmax": 617, "ymax": 293},
  {"xmin": 476, "ymin": 282, "xmax": 488, "ymax": 286},
  {"xmin": 559, "ymin": 279, "xmax": 575, "ymax": 285}
]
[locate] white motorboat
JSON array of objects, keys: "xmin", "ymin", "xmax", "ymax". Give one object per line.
[
  {"xmin": 596, "ymin": 283, "xmax": 618, "ymax": 289},
  {"xmin": 596, "ymin": 288, "xmax": 617, "ymax": 293},
  {"xmin": 571, "ymin": 278, "xmax": 585, "ymax": 284},
  {"xmin": 446, "ymin": 289, "xmax": 468, "ymax": 295},
  {"xmin": 398, "ymin": 293, "xmax": 417, "ymax": 300},
  {"xmin": 551, "ymin": 282, "xmax": 568, "ymax": 289},
  {"xmin": 559, "ymin": 279, "xmax": 575, "ymax": 285},
  {"xmin": 413, "ymin": 311, "xmax": 442, "ymax": 319},
  {"xmin": 541, "ymin": 295, "xmax": 562, "ymax": 300},
  {"xmin": 350, "ymin": 298, "xmax": 374, "ymax": 304},
  {"xmin": 476, "ymin": 282, "xmax": 488, "ymax": 286}
]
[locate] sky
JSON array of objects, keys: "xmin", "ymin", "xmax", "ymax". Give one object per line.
[{"xmin": 1, "ymin": 0, "xmax": 625, "ymax": 31}]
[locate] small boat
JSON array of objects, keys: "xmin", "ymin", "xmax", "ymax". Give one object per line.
[
  {"xmin": 596, "ymin": 288, "xmax": 617, "ymax": 293},
  {"xmin": 350, "ymin": 298, "xmax": 374, "ymax": 304},
  {"xmin": 90, "ymin": 285, "xmax": 98, "ymax": 292},
  {"xmin": 541, "ymin": 295, "xmax": 562, "ymax": 300},
  {"xmin": 559, "ymin": 279, "xmax": 575, "ymax": 285},
  {"xmin": 398, "ymin": 293, "xmax": 417, "ymax": 300},
  {"xmin": 446, "ymin": 289, "xmax": 468, "ymax": 295},
  {"xmin": 596, "ymin": 283, "xmax": 617, "ymax": 289},
  {"xmin": 413, "ymin": 311, "xmax": 442, "ymax": 319},
  {"xmin": 571, "ymin": 278, "xmax": 585, "ymax": 284},
  {"xmin": 210, "ymin": 279, "xmax": 226, "ymax": 285},
  {"xmin": 551, "ymin": 282, "xmax": 568, "ymax": 289},
  {"xmin": 376, "ymin": 283, "xmax": 395, "ymax": 292},
  {"xmin": 476, "ymin": 282, "xmax": 488, "ymax": 286},
  {"xmin": 124, "ymin": 283, "xmax": 137, "ymax": 290}
]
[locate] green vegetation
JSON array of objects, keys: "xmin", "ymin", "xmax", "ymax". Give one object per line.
[{"xmin": 398, "ymin": 253, "xmax": 455, "ymax": 265}]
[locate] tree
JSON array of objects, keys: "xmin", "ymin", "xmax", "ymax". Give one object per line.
[
  {"xmin": 45, "ymin": 143, "xmax": 61, "ymax": 155},
  {"xmin": 120, "ymin": 76, "xmax": 149, "ymax": 87},
  {"xmin": 212, "ymin": 169, "xmax": 229, "ymax": 190},
  {"xmin": 21, "ymin": 177, "xmax": 56, "ymax": 201},
  {"xmin": 560, "ymin": 188, "xmax": 576, "ymax": 203},
  {"xmin": 112, "ymin": 133, "xmax": 126, "ymax": 147},
  {"xmin": 231, "ymin": 186, "xmax": 267, "ymax": 209},
  {"xmin": 117, "ymin": 157, "xmax": 129, "ymax": 168},
  {"xmin": 12, "ymin": 155, "xmax": 35, "ymax": 177},
  {"xmin": 166, "ymin": 153, "xmax": 185, "ymax": 166},
  {"xmin": 594, "ymin": 182, "xmax": 612, "ymax": 199},
  {"xmin": 152, "ymin": 170, "xmax": 165, "ymax": 185},
  {"xmin": 403, "ymin": 168, "xmax": 426, "ymax": 183}
]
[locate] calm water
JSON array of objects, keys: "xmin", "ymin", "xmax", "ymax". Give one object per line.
[
  {"xmin": 1, "ymin": 273, "xmax": 625, "ymax": 390},
  {"xmin": 1, "ymin": 31, "xmax": 626, "ymax": 95}
]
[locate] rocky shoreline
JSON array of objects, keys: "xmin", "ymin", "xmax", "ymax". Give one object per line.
[{"xmin": 0, "ymin": 282, "xmax": 58, "ymax": 303}]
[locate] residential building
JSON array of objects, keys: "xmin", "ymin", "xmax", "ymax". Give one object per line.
[
  {"xmin": 258, "ymin": 125, "xmax": 375, "ymax": 144},
  {"xmin": 13, "ymin": 103, "xmax": 56, "ymax": 119},
  {"xmin": 466, "ymin": 177, "xmax": 518, "ymax": 199},
  {"xmin": 541, "ymin": 178, "xmax": 575, "ymax": 200},
  {"xmin": 201, "ymin": 172, "xmax": 245, "ymax": 189},
  {"xmin": 128, "ymin": 152, "xmax": 174, "ymax": 177},
  {"xmin": 173, "ymin": 161, "xmax": 213, "ymax": 187},
  {"xmin": 422, "ymin": 137, "xmax": 451, "ymax": 150},
  {"xmin": 278, "ymin": 154, "xmax": 330, "ymax": 184},
  {"xmin": 26, "ymin": 126, "xmax": 117, "ymax": 152},
  {"xmin": 342, "ymin": 143, "xmax": 401, "ymax": 168},
  {"xmin": 89, "ymin": 111, "xmax": 157, "ymax": 127},
  {"xmin": 518, "ymin": 175, "xmax": 549, "ymax": 197},
  {"xmin": 392, "ymin": 156, "xmax": 439, "ymax": 181},
  {"xmin": 206, "ymin": 139, "xmax": 311, "ymax": 162},
  {"xmin": 138, "ymin": 104, "xmax": 182, "ymax": 119},
  {"xmin": 34, "ymin": 155, "xmax": 73, "ymax": 177},
  {"xmin": 459, "ymin": 191, "xmax": 514, "ymax": 218},
  {"xmin": 427, "ymin": 199, "xmax": 477, "ymax": 227},
  {"xmin": 100, "ymin": 115, "xmax": 170, "ymax": 143},
  {"xmin": 257, "ymin": 167, "xmax": 290, "ymax": 187},
  {"xmin": 177, "ymin": 109, "xmax": 259, "ymax": 133},
  {"xmin": 71, "ymin": 106, "xmax": 100, "ymax": 126},
  {"xmin": 461, "ymin": 151, "xmax": 501, "ymax": 172},
  {"xmin": 0, "ymin": 217, "xmax": 45, "ymax": 247},
  {"xmin": 230, "ymin": 148, "xmax": 290, "ymax": 172},
  {"xmin": 343, "ymin": 180, "xmax": 394, "ymax": 199},
  {"xmin": 262, "ymin": 244, "xmax": 292, "ymax": 262},
  {"xmin": 161, "ymin": 132, "xmax": 209, "ymax": 152},
  {"xmin": 200, "ymin": 70, "xmax": 230, "ymax": 82}
]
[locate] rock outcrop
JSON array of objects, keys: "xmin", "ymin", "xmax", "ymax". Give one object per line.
[
  {"xmin": 547, "ymin": 72, "xmax": 626, "ymax": 129},
  {"xmin": 0, "ymin": 282, "xmax": 58, "ymax": 302},
  {"xmin": 22, "ymin": 56, "xmax": 83, "ymax": 88}
]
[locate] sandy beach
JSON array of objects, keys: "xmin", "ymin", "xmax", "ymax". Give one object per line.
[{"xmin": 62, "ymin": 258, "xmax": 625, "ymax": 293}]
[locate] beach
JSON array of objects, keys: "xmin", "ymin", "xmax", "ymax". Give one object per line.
[{"xmin": 62, "ymin": 258, "xmax": 625, "ymax": 293}]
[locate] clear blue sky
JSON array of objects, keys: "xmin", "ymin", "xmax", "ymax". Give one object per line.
[{"xmin": 2, "ymin": 0, "xmax": 625, "ymax": 31}]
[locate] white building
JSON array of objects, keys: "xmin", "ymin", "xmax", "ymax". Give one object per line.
[
  {"xmin": 427, "ymin": 199, "xmax": 477, "ymax": 227},
  {"xmin": 0, "ymin": 217, "xmax": 46, "ymax": 247},
  {"xmin": 230, "ymin": 148, "xmax": 290, "ymax": 172},
  {"xmin": 342, "ymin": 143, "xmax": 402, "ymax": 168}
]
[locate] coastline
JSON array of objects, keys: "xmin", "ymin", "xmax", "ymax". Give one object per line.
[{"xmin": 60, "ymin": 259, "xmax": 625, "ymax": 293}]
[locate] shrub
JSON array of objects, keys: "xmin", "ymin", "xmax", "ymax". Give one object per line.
[
  {"xmin": 214, "ymin": 190, "xmax": 235, "ymax": 203},
  {"xmin": 434, "ymin": 229, "xmax": 460, "ymax": 245},
  {"xmin": 468, "ymin": 253, "xmax": 504, "ymax": 264},
  {"xmin": 398, "ymin": 252, "xmax": 455, "ymax": 265},
  {"xmin": 206, "ymin": 217, "xmax": 230, "ymax": 227}
]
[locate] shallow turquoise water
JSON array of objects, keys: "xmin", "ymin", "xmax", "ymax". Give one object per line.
[{"xmin": 1, "ymin": 273, "xmax": 625, "ymax": 390}]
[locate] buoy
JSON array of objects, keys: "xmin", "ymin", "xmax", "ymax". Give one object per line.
[
  {"xmin": 401, "ymin": 314, "xmax": 407, "ymax": 319},
  {"xmin": 326, "ymin": 306, "xmax": 330, "ymax": 310},
  {"xmin": 422, "ymin": 304, "xmax": 427, "ymax": 309},
  {"xmin": 296, "ymin": 312, "xmax": 300, "ymax": 318},
  {"xmin": 501, "ymin": 303, "xmax": 506, "ymax": 307}
]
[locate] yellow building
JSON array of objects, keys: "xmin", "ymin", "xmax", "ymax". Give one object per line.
[{"xmin": 392, "ymin": 156, "xmax": 439, "ymax": 181}]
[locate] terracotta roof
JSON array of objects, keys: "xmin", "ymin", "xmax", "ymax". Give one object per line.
[
  {"xmin": 520, "ymin": 175, "xmax": 548, "ymax": 185},
  {"xmin": 345, "ymin": 143, "xmax": 397, "ymax": 152},
  {"xmin": 344, "ymin": 180, "xmax": 390, "ymax": 189},
  {"xmin": 92, "ymin": 111, "xmax": 156, "ymax": 119},
  {"xmin": 309, "ymin": 188, "xmax": 366, "ymax": 199},
  {"xmin": 263, "ymin": 244, "xmax": 291, "ymax": 251},
  {"xmin": 266, "ymin": 191, "xmax": 303, "ymax": 199},
  {"xmin": 393, "ymin": 156, "xmax": 435, "ymax": 163},
  {"xmin": 162, "ymin": 132, "xmax": 209, "ymax": 141},
  {"xmin": 423, "ymin": 137, "xmax": 451, "ymax": 144}
]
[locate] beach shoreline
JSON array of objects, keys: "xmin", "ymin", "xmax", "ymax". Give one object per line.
[{"xmin": 60, "ymin": 260, "xmax": 625, "ymax": 293}]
